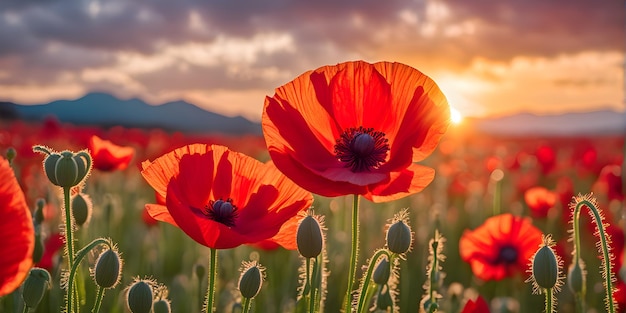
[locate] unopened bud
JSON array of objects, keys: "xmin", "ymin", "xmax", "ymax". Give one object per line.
[
  {"xmin": 34, "ymin": 146, "xmax": 91, "ymax": 188},
  {"xmin": 568, "ymin": 260, "xmax": 586, "ymax": 294},
  {"xmin": 376, "ymin": 286, "xmax": 393, "ymax": 310},
  {"xmin": 34, "ymin": 198, "xmax": 46, "ymax": 225},
  {"xmin": 386, "ymin": 220, "xmax": 412, "ymax": 254},
  {"xmin": 373, "ymin": 258, "xmax": 390, "ymax": 285},
  {"xmin": 22, "ymin": 268, "xmax": 51, "ymax": 308},
  {"xmin": 153, "ymin": 299, "xmax": 171, "ymax": 313},
  {"xmin": 6, "ymin": 147, "xmax": 16, "ymax": 164},
  {"xmin": 238, "ymin": 261, "xmax": 264, "ymax": 299},
  {"xmin": 72, "ymin": 193, "xmax": 92, "ymax": 227},
  {"xmin": 127, "ymin": 280, "xmax": 154, "ymax": 313},
  {"xmin": 532, "ymin": 245, "xmax": 558, "ymax": 289},
  {"xmin": 94, "ymin": 248, "xmax": 122, "ymax": 289},
  {"xmin": 297, "ymin": 214, "xmax": 323, "ymax": 258}
]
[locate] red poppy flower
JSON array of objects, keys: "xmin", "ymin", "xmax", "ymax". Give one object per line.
[
  {"xmin": 88, "ymin": 135, "xmax": 135, "ymax": 171},
  {"xmin": 141, "ymin": 144, "xmax": 313, "ymax": 249},
  {"xmin": 459, "ymin": 214, "xmax": 543, "ymax": 281},
  {"xmin": 524, "ymin": 186, "xmax": 557, "ymax": 218},
  {"xmin": 262, "ymin": 60, "xmax": 450, "ymax": 202},
  {"xmin": 461, "ymin": 295, "xmax": 490, "ymax": 313},
  {"xmin": 592, "ymin": 164, "xmax": 623, "ymax": 202},
  {"xmin": 0, "ymin": 157, "xmax": 34, "ymax": 296}
]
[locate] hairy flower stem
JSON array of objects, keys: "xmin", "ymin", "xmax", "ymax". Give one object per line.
[
  {"xmin": 62, "ymin": 186, "xmax": 78, "ymax": 312},
  {"xmin": 242, "ymin": 298, "xmax": 252, "ymax": 313},
  {"xmin": 545, "ymin": 288, "xmax": 553, "ymax": 313},
  {"xmin": 309, "ymin": 257, "xmax": 320, "ymax": 313},
  {"xmin": 205, "ymin": 248, "xmax": 218, "ymax": 313},
  {"xmin": 67, "ymin": 238, "xmax": 112, "ymax": 313},
  {"xmin": 91, "ymin": 286, "xmax": 104, "ymax": 313},
  {"xmin": 344, "ymin": 195, "xmax": 360, "ymax": 313},
  {"xmin": 356, "ymin": 249, "xmax": 392, "ymax": 313},
  {"xmin": 572, "ymin": 196, "xmax": 615, "ymax": 313}
]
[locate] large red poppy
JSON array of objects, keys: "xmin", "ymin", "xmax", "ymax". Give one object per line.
[
  {"xmin": 88, "ymin": 135, "xmax": 135, "ymax": 171},
  {"xmin": 140, "ymin": 144, "xmax": 313, "ymax": 249},
  {"xmin": 0, "ymin": 157, "xmax": 34, "ymax": 296},
  {"xmin": 262, "ymin": 60, "xmax": 450, "ymax": 202},
  {"xmin": 459, "ymin": 214, "xmax": 542, "ymax": 281}
]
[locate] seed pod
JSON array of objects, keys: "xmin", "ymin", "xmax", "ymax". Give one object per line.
[
  {"xmin": 127, "ymin": 280, "xmax": 154, "ymax": 313},
  {"xmin": 567, "ymin": 260, "xmax": 586, "ymax": 294},
  {"xmin": 40, "ymin": 149, "xmax": 91, "ymax": 188},
  {"xmin": 372, "ymin": 258, "xmax": 390, "ymax": 285},
  {"xmin": 22, "ymin": 268, "xmax": 51, "ymax": 308},
  {"xmin": 532, "ymin": 245, "xmax": 559, "ymax": 289},
  {"xmin": 153, "ymin": 299, "xmax": 171, "ymax": 313},
  {"xmin": 238, "ymin": 261, "xmax": 264, "ymax": 299},
  {"xmin": 72, "ymin": 193, "xmax": 92, "ymax": 227},
  {"xmin": 386, "ymin": 220, "xmax": 412, "ymax": 254},
  {"xmin": 297, "ymin": 215, "xmax": 323, "ymax": 258},
  {"xmin": 94, "ymin": 248, "xmax": 122, "ymax": 289}
]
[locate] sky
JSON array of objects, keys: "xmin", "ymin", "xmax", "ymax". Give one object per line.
[{"xmin": 0, "ymin": 0, "xmax": 624, "ymax": 122}]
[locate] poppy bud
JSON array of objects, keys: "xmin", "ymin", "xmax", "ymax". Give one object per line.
[
  {"xmin": 72, "ymin": 193, "xmax": 92, "ymax": 227},
  {"xmin": 195, "ymin": 263, "xmax": 205, "ymax": 281},
  {"xmin": 94, "ymin": 248, "xmax": 122, "ymax": 289},
  {"xmin": 6, "ymin": 147, "xmax": 16, "ymax": 164},
  {"xmin": 373, "ymin": 258, "xmax": 390, "ymax": 285},
  {"xmin": 153, "ymin": 299, "xmax": 171, "ymax": 313},
  {"xmin": 238, "ymin": 261, "xmax": 264, "ymax": 299},
  {"xmin": 531, "ymin": 245, "xmax": 558, "ymax": 289},
  {"xmin": 127, "ymin": 280, "xmax": 154, "ymax": 313},
  {"xmin": 35, "ymin": 147, "xmax": 91, "ymax": 188},
  {"xmin": 386, "ymin": 220, "xmax": 412, "ymax": 254},
  {"xmin": 567, "ymin": 260, "xmax": 586, "ymax": 294},
  {"xmin": 22, "ymin": 268, "xmax": 51, "ymax": 309},
  {"xmin": 34, "ymin": 198, "xmax": 45, "ymax": 225},
  {"xmin": 376, "ymin": 286, "xmax": 393, "ymax": 310},
  {"xmin": 297, "ymin": 215, "xmax": 323, "ymax": 259}
]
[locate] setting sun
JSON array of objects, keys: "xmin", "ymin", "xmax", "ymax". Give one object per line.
[{"xmin": 451, "ymin": 107, "xmax": 463, "ymax": 125}]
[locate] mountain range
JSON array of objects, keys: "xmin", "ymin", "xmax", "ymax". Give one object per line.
[
  {"xmin": 0, "ymin": 92, "xmax": 261, "ymax": 135},
  {"xmin": 0, "ymin": 92, "xmax": 625, "ymax": 136}
]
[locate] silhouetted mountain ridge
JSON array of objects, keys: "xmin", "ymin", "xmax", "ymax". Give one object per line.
[{"xmin": 1, "ymin": 92, "xmax": 261, "ymax": 135}]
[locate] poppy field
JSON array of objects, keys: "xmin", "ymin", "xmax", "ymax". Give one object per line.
[{"xmin": 0, "ymin": 61, "xmax": 625, "ymax": 313}]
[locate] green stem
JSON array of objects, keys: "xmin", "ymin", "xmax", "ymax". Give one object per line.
[
  {"xmin": 242, "ymin": 298, "xmax": 252, "ymax": 313},
  {"xmin": 573, "ymin": 198, "xmax": 615, "ymax": 313},
  {"xmin": 91, "ymin": 286, "xmax": 105, "ymax": 313},
  {"xmin": 356, "ymin": 250, "xmax": 392, "ymax": 313},
  {"xmin": 545, "ymin": 288, "xmax": 553, "ymax": 313},
  {"xmin": 428, "ymin": 241, "xmax": 439, "ymax": 306},
  {"xmin": 67, "ymin": 238, "xmax": 111, "ymax": 313},
  {"xmin": 493, "ymin": 175, "xmax": 502, "ymax": 215},
  {"xmin": 62, "ymin": 187, "xmax": 77, "ymax": 313},
  {"xmin": 21, "ymin": 304, "xmax": 27, "ymax": 313},
  {"xmin": 344, "ymin": 195, "xmax": 360, "ymax": 313},
  {"xmin": 304, "ymin": 257, "xmax": 311, "ymax": 311},
  {"xmin": 205, "ymin": 248, "xmax": 218, "ymax": 313},
  {"xmin": 308, "ymin": 258, "xmax": 317, "ymax": 313}
]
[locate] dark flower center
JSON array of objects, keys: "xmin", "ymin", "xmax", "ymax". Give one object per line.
[
  {"xmin": 203, "ymin": 198, "xmax": 238, "ymax": 227},
  {"xmin": 334, "ymin": 126, "xmax": 389, "ymax": 172},
  {"xmin": 497, "ymin": 245, "xmax": 518, "ymax": 264}
]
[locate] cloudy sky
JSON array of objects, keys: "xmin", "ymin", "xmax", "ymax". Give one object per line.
[{"xmin": 1, "ymin": 0, "xmax": 623, "ymax": 121}]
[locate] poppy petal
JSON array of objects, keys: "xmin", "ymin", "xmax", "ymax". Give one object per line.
[
  {"xmin": 0, "ymin": 157, "xmax": 34, "ymax": 296},
  {"xmin": 365, "ymin": 163, "xmax": 435, "ymax": 203}
]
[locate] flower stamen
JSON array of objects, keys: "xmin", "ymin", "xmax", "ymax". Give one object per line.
[
  {"xmin": 203, "ymin": 198, "xmax": 238, "ymax": 227},
  {"xmin": 334, "ymin": 126, "xmax": 389, "ymax": 172}
]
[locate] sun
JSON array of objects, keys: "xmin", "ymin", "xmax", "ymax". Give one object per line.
[{"xmin": 450, "ymin": 107, "xmax": 463, "ymax": 125}]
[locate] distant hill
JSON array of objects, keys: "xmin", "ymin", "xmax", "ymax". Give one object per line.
[
  {"xmin": 468, "ymin": 110, "xmax": 626, "ymax": 136},
  {"xmin": 0, "ymin": 93, "xmax": 261, "ymax": 135}
]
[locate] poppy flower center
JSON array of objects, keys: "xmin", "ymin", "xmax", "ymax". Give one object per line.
[
  {"xmin": 204, "ymin": 198, "xmax": 238, "ymax": 227},
  {"xmin": 497, "ymin": 245, "xmax": 518, "ymax": 264},
  {"xmin": 334, "ymin": 126, "xmax": 389, "ymax": 172}
]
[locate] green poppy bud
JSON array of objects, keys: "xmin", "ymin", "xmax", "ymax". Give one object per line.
[
  {"xmin": 372, "ymin": 258, "xmax": 390, "ymax": 285},
  {"xmin": 127, "ymin": 280, "xmax": 154, "ymax": 313},
  {"xmin": 72, "ymin": 193, "xmax": 92, "ymax": 227},
  {"xmin": 376, "ymin": 286, "xmax": 393, "ymax": 310},
  {"xmin": 153, "ymin": 299, "xmax": 171, "ymax": 313},
  {"xmin": 532, "ymin": 245, "xmax": 559, "ymax": 289},
  {"xmin": 386, "ymin": 220, "xmax": 412, "ymax": 254},
  {"xmin": 6, "ymin": 147, "xmax": 16, "ymax": 164},
  {"xmin": 33, "ymin": 198, "xmax": 46, "ymax": 225},
  {"xmin": 238, "ymin": 261, "xmax": 264, "ymax": 299},
  {"xmin": 568, "ymin": 260, "xmax": 586, "ymax": 294},
  {"xmin": 22, "ymin": 268, "xmax": 51, "ymax": 308},
  {"xmin": 94, "ymin": 248, "xmax": 122, "ymax": 289},
  {"xmin": 297, "ymin": 215, "xmax": 323, "ymax": 259},
  {"xmin": 38, "ymin": 149, "xmax": 91, "ymax": 188}
]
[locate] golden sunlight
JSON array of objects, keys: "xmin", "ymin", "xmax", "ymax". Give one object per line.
[{"xmin": 450, "ymin": 106, "xmax": 463, "ymax": 125}]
